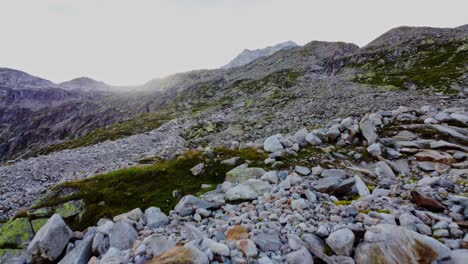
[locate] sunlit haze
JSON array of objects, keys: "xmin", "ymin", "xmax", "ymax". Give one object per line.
[{"xmin": 0, "ymin": 0, "xmax": 466, "ymax": 85}]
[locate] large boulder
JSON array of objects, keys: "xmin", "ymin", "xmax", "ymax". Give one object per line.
[
  {"xmin": 108, "ymin": 221, "xmax": 138, "ymax": 250},
  {"xmin": 314, "ymin": 176, "xmax": 355, "ymax": 195},
  {"xmin": 144, "ymin": 234, "xmax": 176, "ymax": 257},
  {"xmin": 58, "ymin": 234, "xmax": 94, "ymax": 264},
  {"xmin": 225, "ymin": 164, "xmax": 266, "ymax": 183},
  {"xmin": 174, "ymin": 195, "xmax": 220, "ymax": 216},
  {"xmin": 264, "ymin": 135, "xmax": 284, "ymax": 153},
  {"xmin": 27, "ymin": 214, "xmax": 73, "ymax": 262},
  {"xmin": 355, "ymin": 224, "xmax": 450, "ymax": 264},
  {"xmin": 252, "ymin": 232, "xmax": 282, "ymax": 251},
  {"xmin": 359, "ymin": 114, "xmax": 378, "ymax": 145},
  {"xmin": 225, "ymin": 179, "xmax": 271, "ymax": 201},
  {"xmin": 326, "ymin": 228, "xmax": 355, "ymax": 256},
  {"xmin": 286, "ymin": 247, "xmax": 314, "ymax": 264},
  {"xmin": 145, "ymin": 207, "xmax": 169, "ymax": 229}
]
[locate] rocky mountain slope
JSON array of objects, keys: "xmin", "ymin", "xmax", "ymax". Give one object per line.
[
  {"xmin": 1, "ymin": 25, "xmax": 466, "ymax": 162},
  {"xmin": 221, "ymin": 41, "xmax": 298, "ymax": 69},
  {"xmin": 0, "ymin": 24, "xmax": 467, "ymax": 263},
  {"xmin": 1, "ymin": 105, "xmax": 467, "ymax": 264}
]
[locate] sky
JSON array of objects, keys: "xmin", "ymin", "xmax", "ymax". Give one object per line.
[{"xmin": 0, "ymin": 0, "xmax": 467, "ymax": 86}]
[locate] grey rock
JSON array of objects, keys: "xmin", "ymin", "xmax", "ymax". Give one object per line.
[
  {"xmin": 264, "ymin": 135, "xmax": 284, "ymax": 153},
  {"xmin": 58, "ymin": 234, "xmax": 94, "ymax": 264},
  {"xmin": 359, "ymin": 114, "xmax": 378, "ymax": 144},
  {"xmin": 305, "ymin": 133, "xmax": 322, "ymax": 145},
  {"xmin": 108, "ymin": 221, "xmax": 138, "ymax": 250},
  {"xmin": 226, "ymin": 164, "xmax": 267, "ymax": 183},
  {"xmin": 355, "ymin": 224, "xmax": 450, "ymax": 264},
  {"xmin": 285, "ymin": 247, "xmax": 314, "ymax": 264},
  {"xmin": 190, "ymin": 163, "xmax": 205, "ymax": 176},
  {"xmin": 321, "ymin": 169, "xmax": 347, "ymax": 179},
  {"xmin": 326, "ymin": 228, "xmax": 355, "ymax": 256},
  {"xmin": 27, "ymin": 214, "xmax": 73, "ymax": 262},
  {"xmin": 145, "ymin": 207, "xmax": 169, "ymax": 229},
  {"xmin": 144, "ymin": 234, "xmax": 176, "ymax": 257},
  {"xmin": 354, "ymin": 175, "xmax": 370, "ymax": 196},
  {"xmin": 367, "ymin": 143, "xmax": 381, "ymax": 157},
  {"xmin": 295, "ymin": 165, "xmax": 310, "ymax": 175},
  {"xmin": 174, "ymin": 195, "xmax": 220, "ymax": 216},
  {"xmin": 252, "ymin": 232, "xmax": 282, "ymax": 251}
]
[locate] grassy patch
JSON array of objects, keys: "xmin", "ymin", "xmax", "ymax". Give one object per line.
[
  {"xmin": 235, "ymin": 69, "xmax": 303, "ymax": 94},
  {"xmin": 350, "ymin": 40, "xmax": 467, "ymax": 94},
  {"xmin": 23, "ymin": 147, "xmax": 267, "ymax": 230}
]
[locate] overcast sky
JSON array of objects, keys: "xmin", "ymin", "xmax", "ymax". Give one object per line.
[{"xmin": 0, "ymin": 0, "xmax": 466, "ymax": 85}]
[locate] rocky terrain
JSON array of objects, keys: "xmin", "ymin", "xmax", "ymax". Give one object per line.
[
  {"xmin": 0, "ymin": 24, "xmax": 467, "ymax": 263},
  {"xmin": 1, "ymin": 105, "xmax": 467, "ymax": 264},
  {"xmin": 221, "ymin": 41, "xmax": 298, "ymax": 69}
]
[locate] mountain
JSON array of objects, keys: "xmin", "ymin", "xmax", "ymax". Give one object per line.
[
  {"xmin": 0, "ymin": 24, "xmax": 467, "ymax": 263},
  {"xmin": 0, "ymin": 68, "xmax": 55, "ymax": 89},
  {"xmin": 221, "ymin": 41, "xmax": 299, "ymax": 69},
  {"xmin": 0, "ymin": 25, "xmax": 467, "ymax": 162},
  {"xmin": 58, "ymin": 77, "xmax": 112, "ymax": 92}
]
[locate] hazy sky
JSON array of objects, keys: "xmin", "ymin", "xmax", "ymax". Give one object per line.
[{"xmin": 0, "ymin": 0, "xmax": 466, "ymax": 85}]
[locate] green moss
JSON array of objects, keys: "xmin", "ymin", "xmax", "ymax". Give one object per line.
[
  {"xmin": 334, "ymin": 200, "xmax": 353, "ymax": 206},
  {"xmin": 377, "ymin": 209, "xmax": 391, "ymax": 214},
  {"xmin": 26, "ymin": 147, "xmax": 267, "ymax": 230},
  {"xmin": 350, "ymin": 39, "xmax": 468, "ymax": 94},
  {"xmin": 0, "ymin": 217, "xmax": 46, "ymax": 249},
  {"xmin": 0, "ymin": 249, "xmax": 22, "ymax": 257},
  {"xmin": 235, "ymin": 69, "xmax": 303, "ymax": 94},
  {"xmin": 323, "ymin": 244, "xmax": 334, "ymax": 256}
]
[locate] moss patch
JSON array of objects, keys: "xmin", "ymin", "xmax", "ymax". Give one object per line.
[
  {"xmin": 350, "ymin": 39, "xmax": 468, "ymax": 94},
  {"xmin": 25, "ymin": 147, "xmax": 267, "ymax": 230}
]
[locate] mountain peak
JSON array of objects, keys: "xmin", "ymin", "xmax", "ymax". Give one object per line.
[
  {"xmin": 58, "ymin": 77, "xmax": 110, "ymax": 92},
  {"xmin": 221, "ymin": 41, "xmax": 299, "ymax": 69},
  {"xmin": 0, "ymin": 67, "xmax": 55, "ymax": 89}
]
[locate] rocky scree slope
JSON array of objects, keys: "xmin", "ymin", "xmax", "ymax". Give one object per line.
[{"xmin": 1, "ymin": 105, "xmax": 467, "ymax": 264}]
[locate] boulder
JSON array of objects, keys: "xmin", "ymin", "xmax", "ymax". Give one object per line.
[
  {"xmin": 264, "ymin": 135, "xmax": 284, "ymax": 153},
  {"xmin": 27, "ymin": 214, "xmax": 73, "ymax": 262},
  {"xmin": 174, "ymin": 195, "xmax": 220, "ymax": 216},
  {"xmin": 252, "ymin": 232, "xmax": 282, "ymax": 251},
  {"xmin": 113, "ymin": 208, "xmax": 144, "ymax": 222},
  {"xmin": 201, "ymin": 238, "xmax": 230, "ymax": 256},
  {"xmin": 108, "ymin": 221, "xmax": 138, "ymax": 250},
  {"xmin": 100, "ymin": 247, "xmax": 128, "ymax": 264},
  {"xmin": 415, "ymin": 150, "xmax": 455, "ymax": 164},
  {"xmin": 321, "ymin": 169, "xmax": 347, "ymax": 179},
  {"xmin": 359, "ymin": 114, "xmax": 378, "ymax": 144},
  {"xmin": 285, "ymin": 247, "xmax": 314, "ymax": 264},
  {"xmin": 314, "ymin": 176, "xmax": 355, "ymax": 195},
  {"xmin": 354, "ymin": 175, "xmax": 370, "ymax": 196},
  {"xmin": 225, "ymin": 164, "xmax": 267, "ymax": 183},
  {"xmin": 306, "ymin": 133, "xmax": 323, "ymax": 145},
  {"xmin": 355, "ymin": 224, "xmax": 450, "ymax": 264},
  {"xmin": 236, "ymin": 239, "xmax": 257, "ymax": 257},
  {"xmin": 367, "ymin": 143, "xmax": 382, "ymax": 157},
  {"xmin": 226, "ymin": 184, "xmax": 259, "ymax": 201},
  {"xmin": 149, "ymin": 246, "xmax": 209, "ymax": 264},
  {"xmin": 293, "ymin": 128, "xmax": 308, "ymax": 146},
  {"xmin": 295, "ymin": 165, "xmax": 310, "ymax": 175},
  {"xmin": 144, "ymin": 235, "xmax": 176, "ymax": 257},
  {"xmin": 411, "ymin": 190, "xmax": 445, "ymax": 212},
  {"xmin": 145, "ymin": 207, "xmax": 169, "ymax": 229},
  {"xmin": 227, "ymin": 225, "xmax": 249, "ymax": 241},
  {"xmin": 326, "ymin": 228, "xmax": 355, "ymax": 256},
  {"xmin": 190, "ymin": 163, "xmax": 205, "ymax": 176},
  {"xmin": 58, "ymin": 234, "xmax": 94, "ymax": 264}
]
